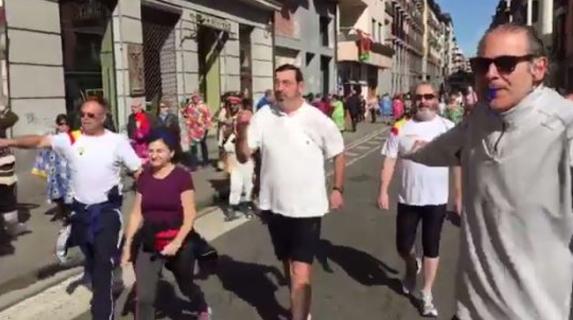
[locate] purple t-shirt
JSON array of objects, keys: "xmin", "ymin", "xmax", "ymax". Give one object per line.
[{"xmin": 137, "ymin": 166, "xmax": 194, "ymax": 227}]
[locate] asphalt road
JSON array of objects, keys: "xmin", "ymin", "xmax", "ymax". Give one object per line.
[{"xmin": 75, "ymin": 122, "xmax": 462, "ymax": 320}]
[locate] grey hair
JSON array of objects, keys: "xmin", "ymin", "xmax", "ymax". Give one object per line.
[
  {"xmin": 411, "ymin": 81, "xmax": 438, "ymax": 96},
  {"xmin": 477, "ymin": 23, "xmax": 546, "ymax": 57}
]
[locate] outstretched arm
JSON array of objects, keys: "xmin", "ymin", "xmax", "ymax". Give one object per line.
[
  {"xmin": 0, "ymin": 135, "xmax": 52, "ymax": 149},
  {"xmin": 406, "ymin": 122, "xmax": 465, "ymax": 167}
]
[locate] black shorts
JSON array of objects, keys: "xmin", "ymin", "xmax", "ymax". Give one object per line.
[
  {"xmin": 396, "ymin": 203, "xmax": 447, "ymax": 258},
  {"xmin": 264, "ymin": 211, "xmax": 322, "ymax": 264}
]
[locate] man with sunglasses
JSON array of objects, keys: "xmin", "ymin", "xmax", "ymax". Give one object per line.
[
  {"xmin": 0, "ymin": 97, "xmax": 142, "ymax": 320},
  {"xmin": 406, "ymin": 24, "xmax": 573, "ymax": 320},
  {"xmin": 378, "ymin": 82, "xmax": 460, "ymax": 317}
]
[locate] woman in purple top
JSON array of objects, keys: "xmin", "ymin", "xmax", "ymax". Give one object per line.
[{"xmin": 121, "ymin": 129, "xmax": 210, "ymax": 320}]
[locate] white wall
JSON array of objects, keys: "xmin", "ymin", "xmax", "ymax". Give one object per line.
[{"xmin": 5, "ymin": 0, "xmax": 66, "ymax": 135}]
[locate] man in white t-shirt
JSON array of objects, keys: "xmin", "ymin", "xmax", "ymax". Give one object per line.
[
  {"xmin": 0, "ymin": 97, "xmax": 142, "ymax": 320},
  {"xmin": 378, "ymin": 82, "xmax": 461, "ymax": 318},
  {"xmin": 235, "ymin": 64, "xmax": 345, "ymax": 320}
]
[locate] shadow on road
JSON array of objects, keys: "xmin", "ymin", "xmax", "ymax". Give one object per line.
[
  {"xmin": 0, "ymin": 202, "xmax": 37, "ymax": 257},
  {"xmin": 0, "ymin": 219, "xmax": 14, "ymax": 256},
  {"xmin": 215, "ymin": 254, "xmax": 290, "ymax": 320},
  {"xmin": 316, "ymin": 240, "xmax": 402, "ymax": 292}
]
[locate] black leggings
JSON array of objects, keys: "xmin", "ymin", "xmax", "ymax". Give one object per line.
[
  {"xmin": 135, "ymin": 241, "xmax": 207, "ymax": 320},
  {"xmin": 396, "ymin": 203, "xmax": 447, "ymax": 258}
]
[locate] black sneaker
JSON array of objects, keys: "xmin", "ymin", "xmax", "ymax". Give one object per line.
[
  {"xmin": 224, "ymin": 207, "xmax": 239, "ymax": 222},
  {"xmin": 240, "ymin": 203, "xmax": 254, "ymax": 219}
]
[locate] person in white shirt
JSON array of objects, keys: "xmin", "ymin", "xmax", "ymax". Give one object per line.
[
  {"xmin": 378, "ymin": 82, "xmax": 461, "ymax": 318},
  {"xmin": 235, "ymin": 64, "xmax": 345, "ymax": 320},
  {"xmin": 0, "ymin": 97, "xmax": 142, "ymax": 320}
]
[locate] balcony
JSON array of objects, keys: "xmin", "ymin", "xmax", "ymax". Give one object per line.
[
  {"xmin": 338, "ymin": 28, "xmax": 394, "ymax": 68},
  {"xmin": 385, "ymin": 1, "xmax": 394, "ymax": 15},
  {"xmin": 237, "ymin": 0, "xmax": 281, "ymax": 10},
  {"xmin": 339, "ymin": 0, "xmax": 367, "ymax": 8}
]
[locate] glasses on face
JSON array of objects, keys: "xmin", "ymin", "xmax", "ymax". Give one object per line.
[
  {"xmin": 415, "ymin": 94, "xmax": 436, "ymax": 101},
  {"xmin": 57, "ymin": 122, "xmax": 68, "ymax": 126},
  {"xmin": 470, "ymin": 55, "xmax": 534, "ymax": 75},
  {"xmin": 80, "ymin": 112, "xmax": 96, "ymax": 119}
]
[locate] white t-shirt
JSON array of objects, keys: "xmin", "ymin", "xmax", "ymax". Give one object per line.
[
  {"xmin": 381, "ymin": 116, "xmax": 454, "ymax": 205},
  {"xmin": 248, "ymin": 102, "xmax": 344, "ymax": 218},
  {"xmin": 51, "ymin": 130, "xmax": 142, "ymax": 205}
]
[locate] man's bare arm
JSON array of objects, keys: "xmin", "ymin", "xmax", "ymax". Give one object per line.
[
  {"xmin": 0, "ymin": 135, "xmax": 52, "ymax": 149},
  {"xmin": 380, "ymin": 157, "xmax": 397, "ymax": 194},
  {"xmin": 332, "ymin": 152, "xmax": 345, "ymax": 190},
  {"xmin": 235, "ymin": 111, "xmax": 255, "ymax": 163}
]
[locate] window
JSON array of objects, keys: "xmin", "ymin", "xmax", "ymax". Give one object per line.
[
  {"xmin": 372, "ymin": 19, "xmax": 376, "ymax": 41},
  {"xmin": 319, "ymin": 16, "xmax": 330, "ymax": 47},
  {"xmin": 306, "ymin": 52, "xmax": 315, "ymax": 66},
  {"xmin": 239, "ymin": 25, "xmax": 253, "ymax": 98}
]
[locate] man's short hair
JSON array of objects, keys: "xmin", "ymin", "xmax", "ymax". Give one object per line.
[
  {"xmin": 477, "ymin": 23, "xmax": 546, "ymax": 57},
  {"xmin": 83, "ymin": 96, "xmax": 110, "ymax": 112},
  {"xmin": 264, "ymin": 89, "xmax": 273, "ymax": 96},
  {"xmin": 275, "ymin": 64, "xmax": 304, "ymax": 83}
]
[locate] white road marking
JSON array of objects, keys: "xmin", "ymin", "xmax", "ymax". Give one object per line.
[{"xmin": 0, "ymin": 128, "xmax": 389, "ymax": 320}]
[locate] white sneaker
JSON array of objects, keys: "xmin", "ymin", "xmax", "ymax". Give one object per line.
[{"xmin": 419, "ymin": 291, "xmax": 438, "ymax": 317}]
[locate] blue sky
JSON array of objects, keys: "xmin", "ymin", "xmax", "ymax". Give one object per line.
[{"xmin": 437, "ymin": 0, "xmax": 499, "ymax": 57}]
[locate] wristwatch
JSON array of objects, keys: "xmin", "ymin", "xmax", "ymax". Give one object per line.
[{"xmin": 333, "ymin": 186, "xmax": 344, "ymax": 194}]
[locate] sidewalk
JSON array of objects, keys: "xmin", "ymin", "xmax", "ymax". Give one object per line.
[{"xmin": 0, "ymin": 121, "xmax": 387, "ymax": 311}]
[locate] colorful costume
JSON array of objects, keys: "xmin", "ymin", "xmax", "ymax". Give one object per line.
[{"xmin": 32, "ymin": 131, "xmax": 79, "ymax": 204}]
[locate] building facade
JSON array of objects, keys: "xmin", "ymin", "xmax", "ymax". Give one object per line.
[
  {"xmin": 337, "ymin": 0, "xmax": 394, "ymax": 97},
  {"xmin": 5, "ymin": 0, "xmax": 278, "ymax": 135},
  {"xmin": 274, "ymin": 0, "xmax": 337, "ymax": 96},
  {"xmin": 441, "ymin": 14, "xmax": 455, "ymax": 77},
  {"xmin": 387, "ymin": 0, "xmax": 424, "ymax": 95},
  {"xmin": 423, "ymin": 0, "xmax": 444, "ymax": 88},
  {"xmin": 489, "ymin": 0, "xmax": 573, "ymax": 90}
]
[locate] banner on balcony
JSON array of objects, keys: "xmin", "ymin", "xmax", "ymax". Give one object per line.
[{"xmin": 356, "ymin": 30, "xmax": 372, "ymax": 62}]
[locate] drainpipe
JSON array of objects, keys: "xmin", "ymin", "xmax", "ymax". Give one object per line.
[
  {"xmin": 116, "ymin": 2, "xmax": 129, "ymax": 132},
  {"xmin": 540, "ymin": 0, "xmax": 553, "ymax": 37},
  {"xmin": 179, "ymin": 19, "xmax": 186, "ymax": 106},
  {"xmin": 527, "ymin": 0, "xmax": 533, "ymax": 25},
  {"xmin": 333, "ymin": 2, "xmax": 338, "ymax": 95}
]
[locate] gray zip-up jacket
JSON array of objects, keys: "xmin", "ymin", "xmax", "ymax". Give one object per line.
[{"xmin": 408, "ymin": 86, "xmax": 573, "ymax": 320}]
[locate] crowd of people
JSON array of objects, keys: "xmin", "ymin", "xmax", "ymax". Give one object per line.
[{"xmin": 1, "ymin": 22, "xmax": 573, "ymax": 320}]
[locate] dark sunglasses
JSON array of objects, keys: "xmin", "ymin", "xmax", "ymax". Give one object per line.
[
  {"xmin": 57, "ymin": 122, "xmax": 68, "ymax": 126},
  {"xmin": 415, "ymin": 94, "xmax": 436, "ymax": 101},
  {"xmin": 470, "ymin": 55, "xmax": 535, "ymax": 75},
  {"xmin": 80, "ymin": 112, "xmax": 96, "ymax": 119}
]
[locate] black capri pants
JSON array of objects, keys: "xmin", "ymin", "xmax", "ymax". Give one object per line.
[{"xmin": 396, "ymin": 203, "xmax": 447, "ymax": 258}]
